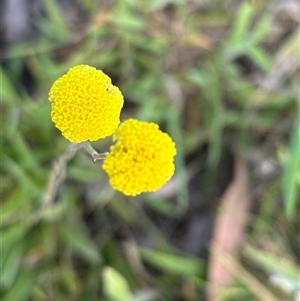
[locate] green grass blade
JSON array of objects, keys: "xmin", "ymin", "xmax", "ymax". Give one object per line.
[
  {"xmin": 283, "ymin": 117, "xmax": 300, "ymax": 218},
  {"xmin": 140, "ymin": 247, "xmax": 205, "ymax": 277},
  {"xmin": 0, "ymin": 67, "xmax": 21, "ymax": 104},
  {"xmin": 41, "ymin": 0, "xmax": 69, "ymax": 38},
  {"xmin": 247, "ymin": 46, "xmax": 272, "ymax": 72},
  {"xmin": 228, "ymin": 2, "xmax": 256, "ymax": 46},
  {"xmin": 102, "ymin": 267, "xmax": 134, "ymax": 301}
]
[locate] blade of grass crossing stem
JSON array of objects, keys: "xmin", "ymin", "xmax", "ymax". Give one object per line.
[{"xmin": 283, "ymin": 117, "xmax": 300, "ymax": 218}]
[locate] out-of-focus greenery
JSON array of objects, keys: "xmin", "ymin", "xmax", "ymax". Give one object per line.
[{"xmin": 1, "ymin": 0, "xmax": 299, "ymax": 301}]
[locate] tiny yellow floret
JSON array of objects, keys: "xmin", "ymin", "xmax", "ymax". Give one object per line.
[
  {"xmin": 103, "ymin": 119, "xmax": 177, "ymax": 196},
  {"xmin": 49, "ymin": 65, "xmax": 124, "ymax": 142}
]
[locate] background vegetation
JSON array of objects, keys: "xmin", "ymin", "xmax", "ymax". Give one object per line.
[{"xmin": 1, "ymin": 0, "xmax": 299, "ymax": 300}]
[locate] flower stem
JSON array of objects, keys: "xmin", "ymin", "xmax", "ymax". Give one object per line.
[
  {"xmin": 81, "ymin": 142, "xmax": 109, "ymax": 162},
  {"xmin": 42, "ymin": 143, "xmax": 81, "ymax": 207},
  {"xmin": 42, "ymin": 142, "xmax": 108, "ymax": 207}
]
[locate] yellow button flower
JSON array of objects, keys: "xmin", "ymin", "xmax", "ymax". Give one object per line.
[
  {"xmin": 49, "ymin": 65, "xmax": 124, "ymax": 143},
  {"xmin": 103, "ymin": 119, "xmax": 176, "ymax": 196}
]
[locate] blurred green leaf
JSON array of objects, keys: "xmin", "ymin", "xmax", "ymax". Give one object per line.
[
  {"xmin": 0, "ymin": 67, "xmax": 21, "ymax": 103},
  {"xmin": 2, "ymin": 156, "xmax": 41, "ymax": 197},
  {"xmin": 247, "ymin": 47, "xmax": 272, "ymax": 72},
  {"xmin": 102, "ymin": 241, "xmax": 136, "ymax": 287},
  {"xmin": 228, "ymin": 2, "xmax": 256, "ymax": 45},
  {"xmin": 40, "ymin": 202, "xmax": 68, "ymax": 222},
  {"xmin": 2, "ymin": 268, "xmax": 34, "ymax": 301},
  {"xmin": 60, "ymin": 210, "xmax": 101, "ymax": 263},
  {"xmin": 40, "ymin": 0, "xmax": 69, "ymax": 39},
  {"xmin": 140, "ymin": 248, "xmax": 205, "ymax": 277},
  {"xmin": 283, "ymin": 118, "xmax": 300, "ymax": 218},
  {"xmin": 1, "ymin": 187, "xmax": 32, "ymax": 226},
  {"xmin": 0, "ymin": 242, "xmax": 24, "ymax": 289},
  {"xmin": 269, "ymin": 273, "xmax": 300, "ymax": 294},
  {"xmin": 2, "ymin": 106, "xmax": 21, "ymax": 138},
  {"xmin": 1, "ymin": 221, "xmax": 31, "ymax": 248},
  {"xmin": 102, "ymin": 267, "xmax": 134, "ymax": 301},
  {"xmin": 146, "ymin": 0, "xmax": 186, "ymax": 10},
  {"xmin": 144, "ymin": 196, "xmax": 183, "ymax": 216},
  {"xmin": 244, "ymin": 245, "xmax": 299, "ymax": 283},
  {"xmin": 10, "ymin": 133, "xmax": 43, "ymax": 174},
  {"xmin": 247, "ymin": 15, "xmax": 272, "ymax": 47},
  {"xmin": 112, "ymin": 4, "xmax": 145, "ymax": 30},
  {"xmin": 225, "ymin": 2, "xmax": 272, "ymax": 62}
]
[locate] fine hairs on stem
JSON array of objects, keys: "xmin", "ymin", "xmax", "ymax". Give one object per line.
[{"xmin": 42, "ymin": 142, "xmax": 108, "ymax": 207}]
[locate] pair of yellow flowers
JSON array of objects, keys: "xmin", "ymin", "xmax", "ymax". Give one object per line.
[{"xmin": 49, "ymin": 65, "xmax": 176, "ymax": 196}]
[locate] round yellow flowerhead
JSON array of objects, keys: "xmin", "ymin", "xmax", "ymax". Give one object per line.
[
  {"xmin": 49, "ymin": 65, "xmax": 124, "ymax": 143},
  {"xmin": 103, "ymin": 119, "xmax": 177, "ymax": 196}
]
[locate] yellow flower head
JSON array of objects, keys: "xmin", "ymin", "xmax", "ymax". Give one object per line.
[
  {"xmin": 103, "ymin": 119, "xmax": 176, "ymax": 196},
  {"xmin": 49, "ymin": 65, "xmax": 124, "ymax": 143}
]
